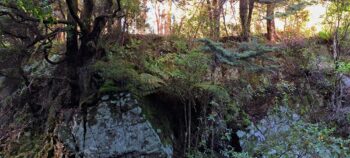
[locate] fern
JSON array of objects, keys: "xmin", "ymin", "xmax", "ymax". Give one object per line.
[
  {"xmin": 93, "ymin": 54, "xmax": 166, "ymax": 97},
  {"xmin": 194, "ymin": 82, "xmax": 230, "ymax": 102},
  {"xmin": 144, "ymin": 58, "xmax": 170, "ymax": 80},
  {"xmin": 135, "ymin": 73, "xmax": 166, "ymax": 96},
  {"xmin": 198, "ymin": 38, "xmax": 278, "ymax": 72},
  {"xmin": 99, "ymin": 80, "xmax": 119, "ymax": 93}
]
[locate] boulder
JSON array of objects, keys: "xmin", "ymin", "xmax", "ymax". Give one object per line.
[{"xmin": 55, "ymin": 93, "xmax": 172, "ymax": 158}]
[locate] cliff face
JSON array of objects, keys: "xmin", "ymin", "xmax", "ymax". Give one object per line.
[
  {"xmin": 0, "ymin": 84, "xmax": 172, "ymax": 157},
  {"xmin": 0, "ymin": 59, "xmax": 173, "ymax": 158}
]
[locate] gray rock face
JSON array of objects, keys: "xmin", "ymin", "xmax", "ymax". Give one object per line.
[
  {"xmin": 23, "ymin": 54, "xmax": 61, "ymax": 77},
  {"xmin": 0, "ymin": 76, "xmax": 21, "ymax": 100},
  {"xmin": 56, "ymin": 93, "xmax": 172, "ymax": 158},
  {"xmin": 341, "ymin": 74, "xmax": 350, "ymax": 90}
]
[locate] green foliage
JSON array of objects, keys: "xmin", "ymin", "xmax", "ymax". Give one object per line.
[
  {"xmin": 93, "ymin": 49, "xmax": 165, "ymax": 96},
  {"xmin": 121, "ymin": 0, "xmax": 146, "ymax": 30},
  {"xmin": 4, "ymin": 0, "xmax": 54, "ymax": 23},
  {"xmin": 318, "ymin": 30, "xmax": 333, "ymax": 41},
  {"xmin": 221, "ymin": 149, "xmax": 250, "ymax": 158},
  {"xmin": 238, "ymin": 107, "xmax": 350, "ymax": 158},
  {"xmin": 275, "ymin": 1, "xmax": 314, "ymax": 18},
  {"xmin": 138, "ymin": 73, "xmax": 166, "ymax": 95},
  {"xmin": 323, "ymin": 0, "xmax": 350, "ymax": 40},
  {"xmin": 336, "ymin": 61, "xmax": 350, "ymax": 73},
  {"xmin": 171, "ymin": 50, "xmax": 209, "ymax": 81},
  {"xmin": 199, "ymin": 38, "xmax": 278, "ymax": 72},
  {"xmin": 194, "ymin": 82, "xmax": 230, "ymax": 102},
  {"xmin": 274, "ymin": 0, "xmax": 314, "ymax": 36}
]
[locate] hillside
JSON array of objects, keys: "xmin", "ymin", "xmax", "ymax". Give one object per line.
[{"xmin": 1, "ymin": 0, "xmax": 350, "ymax": 158}]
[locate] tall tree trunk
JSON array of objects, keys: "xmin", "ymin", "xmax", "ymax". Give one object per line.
[
  {"xmin": 66, "ymin": 0, "xmax": 78, "ymax": 64},
  {"xmin": 114, "ymin": 1, "xmax": 123, "ymax": 41},
  {"xmin": 165, "ymin": 0, "xmax": 172, "ymax": 35},
  {"xmin": 65, "ymin": 0, "xmax": 80, "ymax": 106},
  {"xmin": 104, "ymin": 0, "xmax": 113, "ymax": 34},
  {"xmin": 209, "ymin": 0, "xmax": 225, "ymax": 39},
  {"xmin": 82, "ymin": 0, "xmax": 94, "ymax": 32},
  {"xmin": 213, "ymin": 0, "xmax": 220, "ymax": 39},
  {"xmin": 160, "ymin": 9, "xmax": 166, "ymax": 34},
  {"xmin": 207, "ymin": 0, "xmax": 214, "ymax": 37},
  {"xmin": 140, "ymin": 0, "xmax": 148, "ymax": 34},
  {"xmin": 239, "ymin": 0, "xmax": 254, "ymax": 41},
  {"xmin": 155, "ymin": 2, "xmax": 161, "ymax": 34},
  {"xmin": 266, "ymin": 3, "xmax": 277, "ymax": 42}
]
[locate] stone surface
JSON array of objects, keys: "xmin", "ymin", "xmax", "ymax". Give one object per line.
[
  {"xmin": 23, "ymin": 54, "xmax": 61, "ymax": 77},
  {"xmin": 341, "ymin": 74, "xmax": 350, "ymax": 90},
  {"xmin": 0, "ymin": 76, "xmax": 21, "ymax": 100},
  {"xmin": 55, "ymin": 93, "xmax": 172, "ymax": 158}
]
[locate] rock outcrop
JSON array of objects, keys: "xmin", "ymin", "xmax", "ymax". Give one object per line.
[{"xmin": 55, "ymin": 93, "xmax": 172, "ymax": 158}]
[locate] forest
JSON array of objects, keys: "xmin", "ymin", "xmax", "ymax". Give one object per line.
[{"xmin": 1, "ymin": 0, "xmax": 350, "ymax": 157}]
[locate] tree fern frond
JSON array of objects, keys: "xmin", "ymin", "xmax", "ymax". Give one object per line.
[
  {"xmin": 194, "ymin": 82, "xmax": 230, "ymax": 102},
  {"xmin": 198, "ymin": 38, "xmax": 277, "ymax": 65}
]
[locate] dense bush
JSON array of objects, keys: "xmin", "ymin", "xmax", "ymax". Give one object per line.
[{"xmin": 237, "ymin": 106, "xmax": 350, "ymax": 158}]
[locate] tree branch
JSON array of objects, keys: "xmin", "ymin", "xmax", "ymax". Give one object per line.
[
  {"xmin": 1, "ymin": 29, "xmax": 30, "ymax": 40},
  {"xmin": 26, "ymin": 28, "xmax": 68, "ymax": 48},
  {"xmin": 66, "ymin": 0, "xmax": 88, "ymax": 33},
  {"xmin": 89, "ymin": 0, "xmax": 124, "ymax": 41},
  {"xmin": 43, "ymin": 48, "xmax": 66, "ymax": 65},
  {"xmin": 0, "ymin": 4, "xmax": 73, "ymax": 25},
  {"xmin": 82, "ymin": 0, "xmax": 94, "ymax": 31}
]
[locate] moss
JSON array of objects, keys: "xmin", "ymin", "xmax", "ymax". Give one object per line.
[
  {"xmin": 140, "ymin": 98, "xmax": 173, "ymax": 145},
  {"xmin": 36, "ymin": 139, "xmax": 54, "ymax": 158},
  {"xmin": 3, "ymin": 133, "xmax": 46, "ymax": 158},
  {"xmin": 86, "ymin": 106, "xmax": 99, "ymax": 126}
]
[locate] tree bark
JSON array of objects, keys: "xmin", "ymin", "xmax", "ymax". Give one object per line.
[
  {"xmin": 66, "ymin": 0, "xmax": 78, "ymax": 64},
  {"xmin": 239, "ymin": 0, "xmax": 254, "ymax": 41},
  {"xmin": 165, "ymin": 0, "xmax": 172, "ymax": 35},
  {"xmin": 82, "ymin": 0, "xmax": 94, "ymax": 32},
  {"xmin": 213, "ymin": 0, "xmax": 220, "ymax": 39},
  {"xmin": 266, "ymin": 3, "xmax": 277, "ymax": 42},
  {"xmin": 139, "ymin": 0, "xmax": 148, "ymax": 34},
  {"xmin": 65, "ymin": 0, "xmax": 122, "ymax": 102},
  {"xmin": 208, "ymin": 0, "xmax": 225, "ymax": 39}
]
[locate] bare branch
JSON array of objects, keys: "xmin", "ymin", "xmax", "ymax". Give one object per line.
[
  {"xmin": 1, "ymin": 29, "xmax": 30, "ymax": 40},
  {"xmin": 0, "ymin": 4, "xmax": 73, "ymax": 25},
  {"xmin": 44, "ymin": 49, "xmax": 66, "ymax": 65},
  {"xmin": 26, "ymin": 28, "xmax": 69, "ymax": 48},
  {"xmin": 66, "ymin": 0, "xmax": 88, "ymax": 33}
]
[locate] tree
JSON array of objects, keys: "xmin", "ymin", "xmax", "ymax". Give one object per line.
[
  {"xmin": 0, "ymin": 0, "xmax": 124, "ymax": 105},
  {"xmin": 266, "ymin": 3, "xmax": 278, "ymax": 41},
  {"xmin": 209, "ymin": 0, "xmax": 226, "ymax": 39},
  {"xmin": 154, "ymin": 0, "xmax": 172, "ymax": 35},
  {"xmin": 259, "ymin": 0, "xmax": 283, "ymax": 42},
  {"xmin": 239, "ymin": 0, "xmax": 255, "ymax": 41},
  {"xmin": 165, "ymin": 0, "xmax": 172, "ymax": 35}
]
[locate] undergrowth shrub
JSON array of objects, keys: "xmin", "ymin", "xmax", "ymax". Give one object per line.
[
  {"xmin": 95, "ymin": 37, "xmax": 287, "ymax": 157},
  {"xmin": 237, "ymin": 106, "xmax": 350, "ymax": 158},
  {"xmin": 336, "ymin": 61, "xmax": 350, "ymax": 73},
  {"xmin": 318, "ymin": 30, "xmax": 333, "ymax": 42}
]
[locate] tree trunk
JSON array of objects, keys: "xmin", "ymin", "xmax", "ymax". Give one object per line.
[
  {"xmin": 155, "ymin": 2, "xmax": 161, "ymax": 34},
  {"xmin": 66, "ymin": 0, "xmax": 78, "ymax": 62},
  {"xmin": 82, "ymin": 0, "xmax": 94, "ymax": 32},
  {"xmin": 140, "ymin": 0, "xmax": 148, "ymax": 34},
  {"xmin": 213, "ymin": 0, "xmax": 220, "ymax": 39},
  {"xmin": 207, "ymin": 0, "xmax": 214, "ymax": 37},
  {"xmin": 239, "ymin": 0, "xmax": 254, "ymax": 41},
  {"xmin": 165, "ymin": 0, "xmax": 172, "ymax": 35},
  {"xmin": 65, "ymin": 0, "xmax": 80, "ymax": 106},
  {"xmin": 208, "ymin": 0, "xmax": 225, "ymax": 39},
  {"xmin": 65, "ymin": 0, "xmax": 117, "ymax": 103},
  {"xmin": 266, "ymin": 3, "xmax": 277, "ymax": 42}
]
